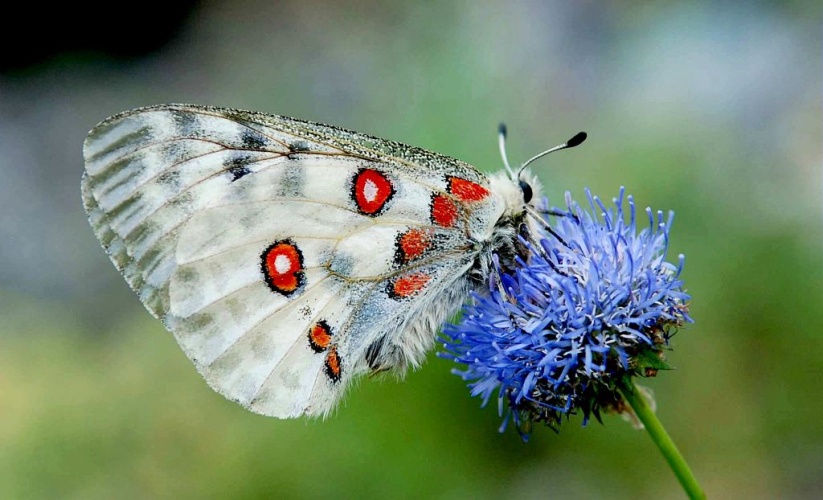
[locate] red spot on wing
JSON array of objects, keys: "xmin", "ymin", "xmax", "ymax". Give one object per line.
[
  {"xmin": 431, "ymin": 195, "xmax": 458, "ymax": 227},
  {"xmin": 448, "ymin": 176, "xmax": 490, "ymax": 202},
  {"xmin": 390, "ymin": 272, "xmax": 431, "ymax": 299},
  {"xmin": 397, "ymin": 229, "xmax": 431, "ymax": 263},
  {"xmin": 353, "ymin": 168, "xmax": 394, "ymax": 215},
  {"xmin": 308, "ymin": 320, "xmax": 333, "ymax": 352},
  {"xmin": 325, "ymin": 346, "xmax": 342, "ymax": 383},
  {"xmin": 262, "ymin": 240, "xmax": 304, "ymax": 295}
]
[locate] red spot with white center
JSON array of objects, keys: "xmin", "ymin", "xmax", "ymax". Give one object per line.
[
  {"xmin": 308, "ymin": 320, "xmax": 333, "ymax": 352},
  {"xmin": 396, "ymin": 229, "xmax": 432, "ymax": 264},
  {"xmin": 389, "ymin": 272, "xmax": 431, "ymax": 299},
  {"xmin": 353, "ymin": 168, "xmax": 394, "ymax": 215},
  {"xmin": 448, "ymin": 176, "xmax": 490, "ymax": 202},
  {"xmin": 431, "ymin": 195, "xmax": 458, "ymax": 227},
  {"xmin": 261, "ymin": 240, "xmax": 304, "ymax": 295}
]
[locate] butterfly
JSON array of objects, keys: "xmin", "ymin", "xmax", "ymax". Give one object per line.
[{"xmin": 81, "ymin": 104, "xmax": 585, "ymax": 418}]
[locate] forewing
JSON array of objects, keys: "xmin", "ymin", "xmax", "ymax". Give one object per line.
[{"xmin": 82, "ymin": 104, "xmax": 504, "ymax": 417}]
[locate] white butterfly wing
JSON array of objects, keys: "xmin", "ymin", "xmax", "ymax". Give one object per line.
[{"xmin": 82, "ymin": 104, "xmax": 506, "ymax": 417}]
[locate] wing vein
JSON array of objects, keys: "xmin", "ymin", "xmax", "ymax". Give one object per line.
[{"xmin": 205, "ymin": 273, "xmax": 337, "ymax": 366}]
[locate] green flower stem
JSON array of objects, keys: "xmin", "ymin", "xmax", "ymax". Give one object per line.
[{"xmin": 618, "ymin": 378, "xmax": 706, "ymax": 499}]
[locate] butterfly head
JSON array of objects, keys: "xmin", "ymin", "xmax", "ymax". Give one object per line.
[{"xmin": 488, "ymin": 168, "xmax": 543, "ymax": 218}]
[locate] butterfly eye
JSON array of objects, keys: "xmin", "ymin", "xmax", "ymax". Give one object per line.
[{"xmin": 518, "ymin": 179, "xmax": 533, "ymax": 203}]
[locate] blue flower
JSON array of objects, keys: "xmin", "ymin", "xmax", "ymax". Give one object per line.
[{"xmin": 440, "ymin": 188, "xmax": 692, "ymax": 440}]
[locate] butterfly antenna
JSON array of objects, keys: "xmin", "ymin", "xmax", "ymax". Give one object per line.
[
  {"xmin": 498, "ymin": 123, "xmax": 516, "ymax": 179},
  {"xmin": 517, "ymin": 131, "xmax": 587, "ymax": 177}
]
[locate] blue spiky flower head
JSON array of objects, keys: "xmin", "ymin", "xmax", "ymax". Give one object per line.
[{"xmin": 441, "ymin": 188, "xmax": 692, "ymax": 439}]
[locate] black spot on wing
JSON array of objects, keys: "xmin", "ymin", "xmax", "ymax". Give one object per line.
[
  {"xmin": 241, "ymin": 130, "xmax": 268, "ymax": 151},
  {"xmin": 225, "ymin": 153, "xmax": 254, "ymax": 182},
  {"xmin": 228, "ymin": 165, "xmax": 252, "ymax": 181}
]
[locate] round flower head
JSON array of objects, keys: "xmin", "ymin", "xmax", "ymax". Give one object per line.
[{"xmin": 441, "ymin": 188, "xmax": 692, "ymax": 440}]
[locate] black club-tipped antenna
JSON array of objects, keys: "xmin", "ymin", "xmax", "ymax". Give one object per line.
[
  {"xmin": 517, "ymin": 131, "xmax": 587, "ymax": 177},
  {"xmin": 498, "ymin": 125, "xmax": 588, "ymax": 179}
]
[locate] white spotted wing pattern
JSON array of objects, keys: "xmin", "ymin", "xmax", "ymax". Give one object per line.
[{"xmin": 82, "ymin": 104, "xmax": 541, "ymax": 417}]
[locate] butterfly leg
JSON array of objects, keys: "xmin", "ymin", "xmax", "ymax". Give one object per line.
[
  {"xmin": 518, "ymin": 222, "xmax": 570, "ymax": 277},
  {"xmin": 524, "ymin": 206, "xmax": 569, "ymax": 248},
  {"xmin": 534, "ymin": 207, "xmax": 580, "ymax": 224}
]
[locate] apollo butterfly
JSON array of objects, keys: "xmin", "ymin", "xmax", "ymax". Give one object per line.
[{"xmin": 81, "ymin": 104, "xmax": 585, "ymax": 417}]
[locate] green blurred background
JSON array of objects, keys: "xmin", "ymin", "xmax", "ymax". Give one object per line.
[{"xmin": 1, "ymin": 1, "xmax": 820, "ymax": 498}]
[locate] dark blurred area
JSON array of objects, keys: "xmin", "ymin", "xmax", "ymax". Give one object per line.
[
  {"xmin": 0, "ymin": 1, "xmax": 199, "ymax": 74},
  {"xmin": 1, "ymin": 1, "xmax": 820, "ymax": 498}
]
